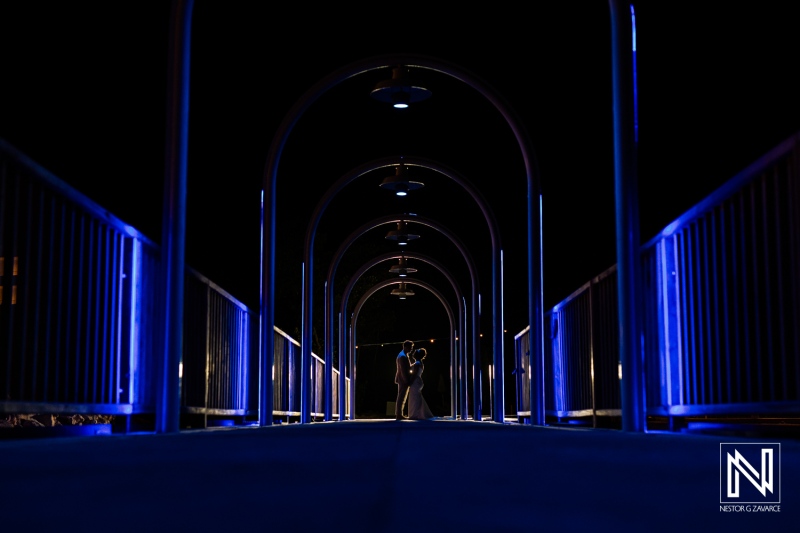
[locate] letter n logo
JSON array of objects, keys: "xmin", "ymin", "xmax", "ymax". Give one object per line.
[{"xmin": 720, "ymin": 443, "xmax": 780, "ymax": 504}]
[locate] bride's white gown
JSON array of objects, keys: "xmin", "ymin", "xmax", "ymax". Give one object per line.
[{"xmin": 408, "ymin": 361, "xmax": 435, "ymax": 420}]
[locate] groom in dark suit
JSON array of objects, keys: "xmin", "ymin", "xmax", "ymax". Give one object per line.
[{"xmin": 394, "ymin": 340, "xmax": 416, "ymax": 420}]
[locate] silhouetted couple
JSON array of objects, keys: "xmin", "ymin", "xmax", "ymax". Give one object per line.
[{"xmin": 395, "ymin": 340, "xmax": 435, "ymax": 420}]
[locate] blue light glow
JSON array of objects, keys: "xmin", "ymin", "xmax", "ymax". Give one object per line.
[{"xmin": 631, "ymin": 3, "xmax": 639, "ymax": 143}]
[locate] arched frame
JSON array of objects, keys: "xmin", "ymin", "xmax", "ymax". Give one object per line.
[
  {"xmin": 260, "ymin": 55, "xmax": 545, "ymax": 426},
  {"xmin": 161, "ymin": 5, "xmax": 641, "ymax": 432},
  {"xmin": 306, "ymin": 156, "xmax": 502, "ymax": 423},
  {"xmin": 324, "ymin": 213, "xmax": 480, "ymax": 420},
  {"xmin": 337, "ymin": 251, "xmax": 467, "ymax": 420},
  {"xmin": 349, "ymin": 279, "xmax": 457, "ymax": 421}
]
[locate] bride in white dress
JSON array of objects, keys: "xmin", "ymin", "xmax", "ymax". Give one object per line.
[{"xmin": 407, "ymin": 348, "xmax": 435, "ymax": 420}]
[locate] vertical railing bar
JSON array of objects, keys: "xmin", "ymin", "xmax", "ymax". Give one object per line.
[
  {"xmin": 708, "ymin": 211, "xmax": 719, "ymax": 403},
  {"xmin": 577, "ymin": 298, "xmax": 584, "ymax": 413},
  {"xmin": 772, "ymin": 163, "xmax": 788, "ymax": 399},
  {"xmin": 65, "ymin": 211, "xmax": 78, "ymax": 401},
  {"xmin": 577, "ymin": 296, "xmax": 584, "ymax": 412},
  {"xmin": 229, "ymin": 302, "xmax": 236, "ymax": 410},
  {"xmin": 749, "ymin": 182, "xmax": 763, "ymax": 400},
  {"xmin": 18, "ymin": 180, "xmax": 35, "ymax": 400},
  {"xmin": 563, "ymin": 304, "xmax": 570, "ymax": 414},
  {"xmin": 244, "ymin": 311, "xmax": 251, "ymax": 411},
  {"xmin": 588, "ymin": 290, "xmax": 594, "ymax": 413},
  {"xmin": 777, "ymin": 160, "xmax": 793, "ymax": 399},
  {"xmin": 90, "ymin": 221, "xmax": 102, "ymax": 403},
  {"xmin": 701, "ymin": 215, "xmax": 712, "ymax": 405},
  {"xmin": 237, "ymin": 309, "xmax": 244, "ymax": 410},
  {"xmin": 106, "ymin": 229, "xmax": 118, "ymax": 403},
  {"xmin": 82, "ymin": 216, "xmax": 94, "ymax": 402},
  {"xmin": 108, "ymin": 227, "xmax": 117, "ymax": 403},
  {"xmin": 0, "ymin": 163, "xmax": 9, "ymax": 398},
  {"xmin": 563, "ymin": 307, "xmax": 571, "ymax": 414},
  {"xmin": 737, "ymin": 192, "xmax": 751, "ymax": 402},
  {"xmin": 211, "ymin": 298, "xmax": 223, "ymax": 407},
  {"xmin": 719, "ymin": 203, "xmax": 732, "ymax": 403},
  {"xmin": 688, "ymin": 225, "xmax": 699, "ymax": 405},
  {"xmin": 75, "ymin": 214, "xmax": 83, "ymax": 402},
  {"xmin": 789, "ymin": 151, "xmax": 800, "ymax": 395},
  {"xmin": 29, "ymin": 188, "xmax": 46, "ymax": 401},
  {"xmin": 220, "ymin": 294, "xmax": 228, "ymax": 410},
  {"xmin": 228, "ymin": 302, "xmax": 236, "ymax": 409},
  {"xmin": 210, "ymin": 291, "xmax": 218, "ymax": 412},
  {"xmin": 583, "ymin": 295, "xmax": 591, "ymax": 414},
  {"xmin": 204, "ymin": 281, "xmax": 211, "ymax": 414},
  {"xmin": 209, "ymin": 289, "xmax": 217, "ymax": 412},
  {"xmin": 233, "ymin": 304, "xmax": 240, "ymax": 409},
  {"xmin": 220, "ymin": 297, "xmax": 229, "ymax": 410},
  {"xmin": 53, "ymin": 201, "xmax": 67, "ymax": 402},
  {"xmin": 679, "ymin": 231, "xmax": 690, "ymax": 406},
  {"xmin": 581, "ymin": 297, "xmax": 588, "ymax": 413},
  {"xmin": 242, "ymin": 308, "xmax": 248, "ymax": 411},
  {"xmin": 231, "ymin": 304, "xmax": 238, "ymax": 410},
  {"xmin": 42, "ymin": 194, "xmax": 57, "ymax": 401},
  {"xmin": 114, "ymin": 233, "xmax": 125, "ymax": 405},
  {"xmin": 680, "ymin": 230, "xmax": 690, "ymax": 405},
  {"xmin": 729, "ymin": 200, "xmax": 741, "ymax": 402},
  {"xmin": 761, "ymin": 171, "xmax": 776, "ymax": 400},
  {"xmin": 673, "ymin": 235, "xmax": 684, "ymax": 407},
  {"xmin": 100, "ymin": 225, "xmax": 111, "ymax": 403}
]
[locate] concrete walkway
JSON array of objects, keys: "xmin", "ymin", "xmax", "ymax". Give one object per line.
[{"xmin": 1, "ymin": 419, "xmax": 797, "ymax": 532}]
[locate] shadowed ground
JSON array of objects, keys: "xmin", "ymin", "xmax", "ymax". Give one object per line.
[{"xmin": 1, "ymin": 419, "xmax": 797, "ymax": 532}]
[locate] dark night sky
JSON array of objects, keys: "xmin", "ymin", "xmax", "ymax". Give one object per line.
[{"xmin": 2, "ymin": 2, "xmax": 799, "ymax": 359}]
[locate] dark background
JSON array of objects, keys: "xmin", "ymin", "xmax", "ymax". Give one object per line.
[{"xmin": 2, "ymin": 2, "xmax": 798, "ymax": 416}]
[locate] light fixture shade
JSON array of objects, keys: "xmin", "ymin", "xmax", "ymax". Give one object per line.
[
  {"xmin": 370, "ymin": 66, "xmax": 432, "ymax": 109},
  {"xmin": 390, "ymin": 282, "xmax": 415, "ymax": 298},
  {"xmin": 389, "ymin": 256, "xmax": 418, "ymax": 277},
  {"xmin": 385, "ymin": 221, "xmax": 420, "ymax": 245},
  {"xmin": 379, "ymin": 163, "xmax": 424, "ymax": 196}
]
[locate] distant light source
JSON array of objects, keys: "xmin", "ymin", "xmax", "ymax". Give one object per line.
[
  {"xmin": 389, "ymin": 256, "xmax": 417, "ymax": 277},
  {"xmin": 379, "ymin": 162, "xmax": 424, "ymax": 196},
  {"xmin": 370, "ymin": 66, "xmax": 432, "ymax": 109},
  {"xmin": 385, "ymin": 221, "xmax": 420, "ymax": 246},
  {"xmin": 390, "ymin": 282, "xmax": 415, "ymax": 299}
]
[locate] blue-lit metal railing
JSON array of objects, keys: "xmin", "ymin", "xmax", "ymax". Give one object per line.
[
  {"xmin": 0, "ymin": 139, "xmax": 161, "ymax": 417},
  {"xmin": 181, "ymin": 268, "xmax": 256, "ymax": 419},
  {"xmin": 641, "ymin": 133, "xmax": 800, "ymax": 421},
  {"xmin": 0, "ymin": 139, "xmax": 349, "ymax": 426},
  {"xmin": 270, "ymin": 326, "xmax": 347, "ymax": 421},
  {"xmin": 514, "ymin": 268, "xmax": 620, "ymax": 425},
  {"xmin": 515, "ymin": 131, "xmax": 800, "ymax": 428}
]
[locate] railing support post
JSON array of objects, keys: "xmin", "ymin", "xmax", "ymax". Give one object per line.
[{"xmin": 609, "ymin": 0, "xmax": 645, "ymax": 432}]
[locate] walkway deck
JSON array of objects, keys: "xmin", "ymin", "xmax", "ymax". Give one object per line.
[{"xmin": 1, "ymin": 419, "xmax": 797, "ymax": 532}]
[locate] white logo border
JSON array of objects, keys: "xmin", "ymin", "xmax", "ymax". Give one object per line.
[{"xmin": 719, "ymin": 442, "xmax": 781, "ymax": 504}]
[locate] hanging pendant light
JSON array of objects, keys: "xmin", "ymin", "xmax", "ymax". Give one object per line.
[
  {"xmin": 379, "ymin": 162, "xmax": 424, "ymax": 197},
  {"xmin": 390, "ymin": 282, "xmax": 415, "ymax": 299},
  {"xmin": 389, "ymin": 256, "xmax": 417, "ymax": 277},
  {"xmin": 385, "ymin": 221, "xmax": 420, "ymax": 246},
  {"xmin": 370, "ymin": 66, "xmax": 432, "ymax": 109}
]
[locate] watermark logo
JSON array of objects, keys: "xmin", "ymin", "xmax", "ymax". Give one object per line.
[{"xmin": 720, "ymin": 443, "xmax": 780, "ymax": 505}]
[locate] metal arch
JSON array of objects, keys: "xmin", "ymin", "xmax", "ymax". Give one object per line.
[
  {"xmin": 302, "ymin": 156, "xmax": 501, "ymax": 422},
  {"xmin": 323, "ymin": 212, "xmax": 480, "ymax": 422},
  {"xmin": 349, "ymin": 279, "xmax": 457, "ymax": 421},
  {"xmin": 164, "ymin": 10, "xmax": 642, "ymax": 431},
  {"xmin": 261, "ymin": 54, "xmax": 544, "ymax": 427},
  {"xmin": 336, "ymin": 251, "xmax": 467, "ymax": 420}
]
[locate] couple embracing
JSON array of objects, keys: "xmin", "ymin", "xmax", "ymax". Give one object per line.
[{"xmin": 394, "ymin": 340, "xmax": 435, "ymax": 420}]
